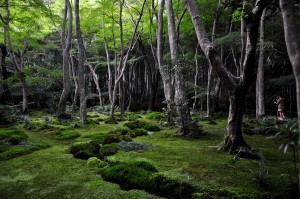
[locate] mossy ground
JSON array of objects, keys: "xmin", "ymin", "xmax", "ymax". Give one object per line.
[{"xmin": 0, "ymin": 112, "xmax": 298, "ymax": 198}]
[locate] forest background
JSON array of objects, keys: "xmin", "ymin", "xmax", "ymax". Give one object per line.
[{"xmin": 0, "ymin": 0, "xmax": 299, "ymax": 150}]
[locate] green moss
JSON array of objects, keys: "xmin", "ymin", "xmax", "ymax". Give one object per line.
[
  {"xmin": 104, "ymin": 118, "xmax": 118, "ymax": 124},
  {"xmin": 101, "ymin": 161, "xmax": 157, "ymax": 190},
  {"xmin": 0, "ymin": 130, "xmax": 28, "ymax": 145},
  {"xmin": 69, "ymin": 142, "xmax": 98, "ymax": 160},
  {"xmin": 129, "ymin": 129, "xmax": 148, "ymax": 137},
  {"xmin": 87, "ymin": 157, "xmax": 108, "ymax": 168},
  {"xmin": 145, "ymin": 112, "xmax": 163, "ymax": 120},
  {"xmin": 56, "ymin": 131, "xmax": 80, "ymax": 140},
  {"xmin": 143, "ymin": 124, "xmax": 160, "ymax": 132},
  {"xmin": 123, "ymin": 120, "xmax": 147, "ymax": 130},
  {"xmin": 99, "ymin": 143, "xmax": 119, "ymax": 158}
]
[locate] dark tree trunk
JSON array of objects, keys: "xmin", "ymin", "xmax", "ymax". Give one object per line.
[
  {"xmin": 0, "ymin": 43, "xmax": 7, "ymax": 103},
  {"xmin": 222, "ymin": 87, "xmax": 249, "ymax": 153}
]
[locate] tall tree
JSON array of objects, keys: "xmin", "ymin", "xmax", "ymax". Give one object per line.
[
  {"xmin": 256, "ymin": 8, "xmax": 267, "ymax": 119},
  {"xmin": 183, "ymin": 0, "xmax": 268, "ymax": 154},
  {"xmin": 4, "ymin": 0, "xmax": 29, "ymax": 113},
  {"xmin": 280, "ymin": 0, "xmax": 300, "ymax": 132},
  {"xmin": 165, "ymin": 0, "xmax": 204, "ymax": 136},
  {"xmin": 75, "ymin": 0, "xmax": 87, "ymax": 124},
  {"xmin": 57, "ymin": 0, "xmax": 72, "ymax": 115},
  {"xmin": 156, "ymin": 0, "xmax": 175, "ymax": 126}
]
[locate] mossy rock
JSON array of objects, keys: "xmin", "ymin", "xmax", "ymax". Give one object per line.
[
  {"xmin": 101, "ymin": 161, "xmax": 157, "ymax": 190},
  {"xmin": 143, "ymin": 124, "xmax": 160, "ymax": 132},
  {"xmin": 111, "ymin": 126, "xmax": 131, "ymax": 135},
  {"xmin": 87, "ymin": 157, "xmax": 108, "ymax": 168},
  {"xmin": 129, "ymin": 129, "xmax": 148, "ymax": 137},
  {"xmin": 123, "ymin": 120, "xmax": 147, "ymax": 130},
  {"xmin": 99, "ymin": 143, "xmax": 119, "ymax": 158},
  {"xmin": 145, "ymin": 112, "xmax": 163, "ymax": 120},
  {"xmin": 56, "ymin": 131, "xmax": 80, "ymax": 140},
  {"xmin": 69, "ymin": 142, "xmax": 98, "ymax": 160},
  {"xmin": 0, "ymin": 130, "xmax": 28, "ymax": 145},
  {"xmin": 104, "ymin": 118, "xmax": 118, "ymax": 124},
  {"xmin": 146, "ymin": 173, "xmax": 197, "ymax": 198},
  {"xmin": 103, "ymin": 135, "xmax": 122, "ymax": 145}
]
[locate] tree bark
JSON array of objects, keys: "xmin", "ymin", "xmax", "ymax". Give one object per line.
[
  {"xmin": 280, "ymin": 0, "xmax": 300, "ymax": 143},
  {"xmin": 58, "ymin": 0, "xmax": 72, "ymax": 115},
  {"xmin": 183, "ymin": 0, "xmax": 267, "ymax": 153},
  {"xmin": 75, "ymin": 0, "xmax": 87, "ymax": 124},
  {"xmin": 166, "ymin": 0, "xmax": 204, "ymax": 136},
  {"xmin": 156, "ymin": 0, "xmax": 175, "ymax": 126},
  {"xmin": 256, "ymin": 9, "xmax": 266, "ymax": 119}
]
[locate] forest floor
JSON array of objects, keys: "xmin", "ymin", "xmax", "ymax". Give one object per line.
[{"xmin": 0, "ymin": 111, "xmax": 298, "ymax": 199}]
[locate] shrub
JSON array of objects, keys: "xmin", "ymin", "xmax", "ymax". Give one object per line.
[
  {"xmin": 87, "ymin": 157, "xmax": 108, "ymax": 168},
  {"xmin": 143, "ymin": 124, "xmax": 160, "ymax": 132},
  {"xmin": 69, "ymin": 142, "xmax": 98, "ymax": 160},
  {"xmin": 99, "ymin": 143, "xmax": 119, "ymax": 158},
  {"xmin": 123, "ymin": 120, "xmax": 147, "ymax": 130},
  {"xmin": 118, "ymin": 141, "xmax": 150, "ymax": 152},
  {"xmin": 0, "ymin": 105, "xmax": 20, "ymax": 125},
  {"xmin": 145, "ymin": 112, "xmax": 163, "ymax": 120}
]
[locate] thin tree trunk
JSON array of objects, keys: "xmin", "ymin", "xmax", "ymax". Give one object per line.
[
  {"xmin": 75, "ymin": 0, "xmax": 87, "ymax": 124},
  {"xmin": 256, "ymin": 9, "xmax": 266, "ymax": 119},
  {"xmin": 280, "ymin": 0, "xmax": 300, "ymax": 146},
  {"xmin": 58, "ymin": 0, "xmax": 72, "ymax": 115}
]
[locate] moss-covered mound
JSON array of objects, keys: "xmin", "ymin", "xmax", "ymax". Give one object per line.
[
  {"xmin": 123, "ymin": 120, "xmax": 147, "ymax": 130},
  {"xmin": 0, "ymin": 129, "xmax": 49, "ymax": 161},
  {"xmin": 100, "ymin": 161, "xmax": 197, "ymax": 198},
  {"xmin": 69, "ymin": 141, "xmax": 99, "ymax": 160}
]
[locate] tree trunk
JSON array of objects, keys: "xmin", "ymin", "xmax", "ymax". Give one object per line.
[
  {"xmin": 256, "ymin": 9, "xmax": 266, "ymax": 119},
  {"xmin": 156, "ymin": 0, "xmax": 175, "ymax": 126},
  {"xmin": 75, "ymin": 0, "xmax": 87, "ymax": 124},
  {"xmin": 280, "ymin": 0, "xmax": 300, "ymax": 144},
  {"xmin": 222, "ymin": 88, "xmax": 249, "ymax": 153},
  {"xmin": 58, "ymin": 0, "xmax": 72, "ymax": 115},
  {"xmin": 166, "ymin": 0, "xmax": 203, "ymax": 136}
]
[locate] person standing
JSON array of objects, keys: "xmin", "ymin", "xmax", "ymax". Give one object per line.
[{"xmin": 275, "ymin": 95, "xmax": 285, "ymax": 120}]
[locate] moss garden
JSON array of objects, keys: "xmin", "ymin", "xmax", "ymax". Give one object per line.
[{"xmin": 0, "ymin": 110, "xmax": 298, "ymax": 199}]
